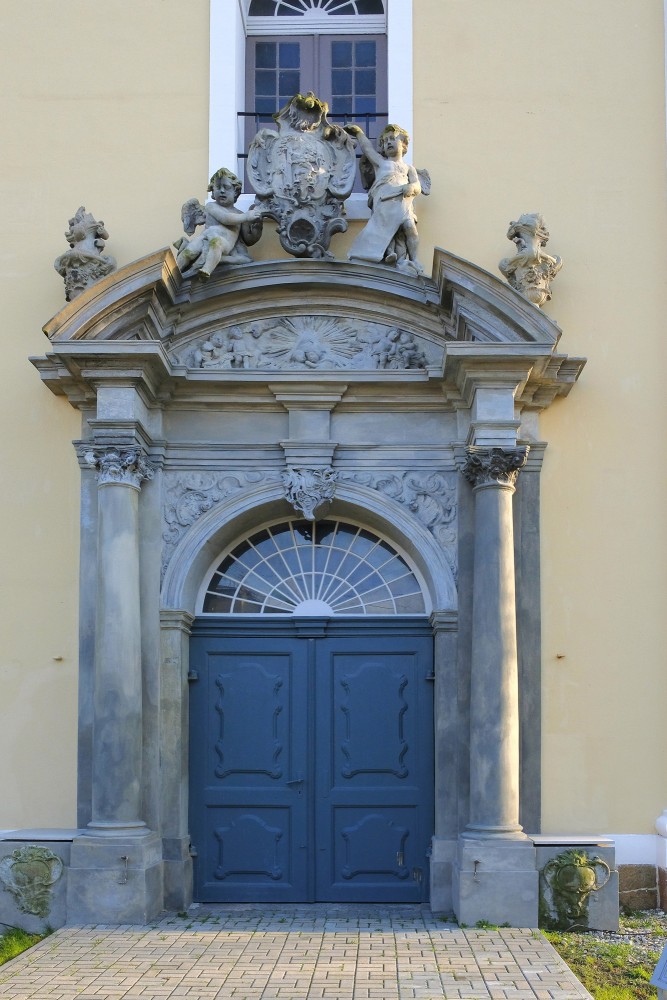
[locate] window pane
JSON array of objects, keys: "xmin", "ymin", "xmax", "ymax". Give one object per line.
[
  {"xmin": 332, "ymin": 69, "xmax": 353, "ymax": 95},
  {"xmin": 255, "ymin": 70, "xmax": 277, "ymax": 96},
  {"xmin": 354, "ymin": 96, "xmax": 376, "ymax": 115},
  {"xmin": 331, "ymin": 41, "xmax": 352, "ymax": 68},
  {"xmin": 279, "ymin": 70, "xmax": 300, "ymax": 96},
  {"xmin": 249, "ymin": 0, "xmax": 277, "ymax": 13},
  {"xmin": 255, "ymin": 97, "xmax": 278, "ymax": 114},
  {"xmin": 279, "ymin": 43, "xmax": 300, "ymax": 68},
  {"xmin": 355, "ymin": 68, "xmax": 376, "ymax": 95},
  {"xmin": 255, "ymin": 42, "xmax": 277, "ymax": 69},
  {"xmin": 355, "ymin": 40, "xmax": 376, "ymax": 67}
]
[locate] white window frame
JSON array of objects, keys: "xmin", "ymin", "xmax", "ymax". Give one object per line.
[{"xmin": 209, "ymin": 0, "xmax": 413, "ymax": 216}]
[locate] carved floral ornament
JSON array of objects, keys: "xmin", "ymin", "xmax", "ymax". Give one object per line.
[
  {"xmin": 161, "ymin": 468, "xmax": 457, "ymax": 581},
  {"xmin": 282, "ymin": 467, "xmax": 338, "ymax": 520},
  {"xmin": 463, "ymin": 447, "xmax": 529, "ymax": 490},
  {"xmin": 177, "ymin": 317, "xmax": 431, "ymax": 372},
  {"xmin": 85, "ymin": 448, "xmax": 155, "ymax": 489}
]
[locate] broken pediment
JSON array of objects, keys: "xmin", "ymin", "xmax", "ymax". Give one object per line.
[{"xmin": 34, "ymin": 247, "xmax": 584, "ymax": 410}]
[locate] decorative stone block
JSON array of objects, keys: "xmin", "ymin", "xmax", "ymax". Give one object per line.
[
  {"xmin": 535, "ymin": 839, "xmax": 618, "ymax": 931},
  {"xmin": 0, "ymin": 838, "xmax": 72, "ymax": 932}
]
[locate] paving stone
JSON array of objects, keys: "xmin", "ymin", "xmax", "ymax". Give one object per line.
[{"xmin": 0, "ymin": 905, "xmax": 594, "ymax": 999}]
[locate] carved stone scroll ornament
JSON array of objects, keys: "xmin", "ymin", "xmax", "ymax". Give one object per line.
[
  {"xmin": 54, "ymin": 206, "xmax": 117, "ymax": 301},
  {"xmin": 338, "ymin": 470, "xmax": 457, "ymax": 580},
  {"xmin": 247, "ymin": 92, "xmax": 357, "ymax": 259},
  {"xmin": 161, "ymin": 471, "xmax": 284, "ymax": 573},
  {"xmin": 0, "ymin": 845, "xmax": 64, "ymax": 918},
  {"xmin": 498, "ymin": 213, "xmax": 562, "ymax": 307},
  {"xmin": 85, "ymin": 448, "xmax": 155, "ymax": 489},
  {"xmin": 177, "ymin": 317, "xmax": 430, "ymax": 372},
  {"xmin": 463, "ymin": 447, "xmax": 529, "ymax": 489},
  {"xmin": 174, "ymin": 167, "xmax": 264, "ymax": 279},
  {"xmin": 346, "ymin": 123, "xmax": 430, "ymax": 275},
  {"xmin": 282, "ymin": 467, "xmax": 338, "ymax": 521}
]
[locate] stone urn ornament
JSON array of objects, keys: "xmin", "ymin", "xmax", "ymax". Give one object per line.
[{"xmin": 498, "ymin": 212, "xmax": 562, "ymax": 307}]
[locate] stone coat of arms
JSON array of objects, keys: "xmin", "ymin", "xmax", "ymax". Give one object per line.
[{"xmin": 247, "ymin": 92, "xmax": 357, "ymax": 259}]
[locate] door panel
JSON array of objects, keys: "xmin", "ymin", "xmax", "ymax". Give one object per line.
[
  {"xmin": 315, "ymin": 637, "xmax": 433, "ymax": 900},
  {"xmin": 189, "ymin": 639, "xmax": 309, "ymax": 901},
  {"xmin": 189, "ymin": 622, "xmax": 433, "ymax": 902}
]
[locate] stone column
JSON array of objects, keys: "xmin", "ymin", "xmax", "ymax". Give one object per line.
[
  {"xmin": 463, "ymin": 446, "xmax": 527, "ymax": 837},
  {"xmin": 453, "ymin": 445, "xmax": 538, "ymax": 926},
  {"xmin": 85, "ymin": 447, "xmax": 154, "ymax": 835}
]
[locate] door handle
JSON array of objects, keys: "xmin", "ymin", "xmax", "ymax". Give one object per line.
[{"xmin": 286, "ymin": 774, "xmax": 304, "ymax": 785}]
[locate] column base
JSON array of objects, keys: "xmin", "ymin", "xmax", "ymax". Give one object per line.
[
  {"xmin": 453, "ymin": 836, "xmax": 538, "ymax": 927},
  {"xmin": 162, "ymin": 837, "xmax": 193, "ymax": 912},
  {"xmin": 67, "ymin": 831, "xmax": 163, "ymax": 924},
  {"xmin": 429, "ymin": 837, "xmax": 457, "ymax": 913}
]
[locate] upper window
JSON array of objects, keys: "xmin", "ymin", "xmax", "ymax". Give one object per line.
[
  {"xmin": 242, "ymin": 0, "xmax": 387, "ymax": 186},
  {"xmin": 249, "ymin": 1, "xmax": 384, "ymax": 14},
  {"xmin": 200, "ymin": 519, "xmax": 427, "ymax": 616}
]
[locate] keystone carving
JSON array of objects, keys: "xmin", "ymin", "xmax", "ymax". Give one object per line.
[
  {"xmin": 282, "ymin": 467, "xmax": 338, "ymax": 520},
  {"xmin": 0, "ymin": 845, "xmax": 64, "ymax": 918},
  {"xmin": 499, "ymin": 213, "xmax": 562, "ymax": 307},
  {"xmin": 247, "ymin": 92, "xmax": 357, "ymax": 259},
  {"xmin": 345, "ymin": 123, "xmax": 430, "ymax": 275},
  {"xmin": 463, "ymin": 447, "xmax": 528, "ymax": 489},
  {"xmin": 54, "ymin": 207, "xmax": 116, "ymax": 301},
  {"xmin": 85, "ymin": 448, "xmax": 154, "ymax": 488},
  {"xmin": 175, "ymin": 167, "xmax": 264, "ymax": 279},
  {"xmin": 177, "ymin": 317, "xmax": 430, "ymax": 371}
]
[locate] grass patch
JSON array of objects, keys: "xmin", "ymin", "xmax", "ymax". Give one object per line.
[
  {"xmin": 0, "ymin": 926, "xmax": 48, "ymax": 966},
  {"xmin": 545, "ymin": 912, "xmax": 664, "ymax": 1000}
]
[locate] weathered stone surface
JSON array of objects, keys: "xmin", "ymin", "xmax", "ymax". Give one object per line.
[
  {"xmin": 499, "ymin": 212, "xmax": 562, "ymax": 307},
  {"xmin": 54, "ymin": 206, "xmax": 116, "ymax": 301},
  {"xmin": 175, "ymin": 168, "xmax": 263, "ymax": 278},
  {"xmin": 0, "ymin": 839, "xmax": 72, "ymax": 932},
  {"xmin": 247, "ymin": 92, "xmax": 356, "ymax": 259},
  {"xmin": 618, "ymin": 863, "xmax": 658, "ymax": 910},
  {"xmin": 347, "ymin": 123, "xmax": 430, "ymax": 275}
]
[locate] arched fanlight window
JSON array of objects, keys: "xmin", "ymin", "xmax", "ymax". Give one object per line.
[
  {"xmin": 249, "ymin": 1, "xmax": 384, "ymax": 16},
  {"xmin": 200, "ymin": 519, "xmax": 427, "ymax": 616}
]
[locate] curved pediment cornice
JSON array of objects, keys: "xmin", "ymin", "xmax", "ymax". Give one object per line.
[{"xmin": 34, "ymin": 247, "xmax": 585, "ymax": 410}]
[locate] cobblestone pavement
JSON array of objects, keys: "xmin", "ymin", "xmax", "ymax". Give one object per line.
[{"xmin": 0, "ymin": 905, "xmax": 592, "ymax": 1000}]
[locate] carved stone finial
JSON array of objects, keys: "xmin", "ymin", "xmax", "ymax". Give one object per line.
[
  {"xmin": 247, "ymin": 92, "xmax": 357, "ymax": 259},
  {"xmin": 0, "ymin": 845, "xmax": 64, "ymax": 917},
  {"xmin": 282, "ymin": 466, "xmax": 338, "ymax": 520},
  {"xmin": 85, "ymin": 448, "xmax": 154, "ymax": 489},
  {"xmin": 174, "ymin": 167, "xmax": 264, "ymax": 279},
  {"xmin": 498, "ymin": 212, "xmax": 562, "ymax": 307},
  {"xmin": 347, "ymin": 123, "xmax": 430, "ymax": 275},
  {"xmin": 463, "ymin": 447, "xmax": 529, "ymax": 489},
  {"xmin": 54, "ymin": 206, "xmax": 117, "ymax": 301}
]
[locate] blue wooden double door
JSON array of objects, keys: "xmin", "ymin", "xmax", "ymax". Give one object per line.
[{"xmin": 189, "ymin": 619, "xmax": 434, "ymax": 902}]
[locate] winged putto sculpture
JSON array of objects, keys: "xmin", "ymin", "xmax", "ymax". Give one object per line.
[
  {"xmin": 247, "ymin": 92, "xmax": 357, "ymax": 259},
  {"xmin": 174, "ymin": 167, "xmax": 264, "ymax": 279}
]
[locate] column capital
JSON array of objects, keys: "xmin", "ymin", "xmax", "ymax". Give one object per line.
[
  {"xmin": 463, "ymin": 446, "xmax": 529, "ymax": 490},
  {"xmin": 85, "ymin": 447, "xmax": 154, "ymax": 489}
]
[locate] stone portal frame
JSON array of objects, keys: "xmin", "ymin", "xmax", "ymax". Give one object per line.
[{"xmin": 33, "ymin": 249, "xmax": 584, "ymax": 923}]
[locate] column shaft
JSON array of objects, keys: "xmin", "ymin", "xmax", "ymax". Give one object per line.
[{"xmin": 464, "ymin": 447, "xmax": 527, "ymax": 838}]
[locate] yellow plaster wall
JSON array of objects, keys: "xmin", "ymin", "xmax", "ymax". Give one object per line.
[
  {"xmin": 1, "ymin": 0, "xmax": 666, "ymax": 835},
  {"xmin": 0, "ymin": 0, "xmax": 209, "ymax": 828},
  {"xmin": 414, "ymin": 0, "xmax": 667, "ymax": 834}
]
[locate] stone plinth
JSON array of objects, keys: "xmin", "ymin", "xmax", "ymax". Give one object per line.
[
  {"xmin": 454, "ymin": 837, "xmax": 538, "ymax": 927},
  {"xmin": 66, "ymin": 832, "xmax": 162, "ymax": 925}
]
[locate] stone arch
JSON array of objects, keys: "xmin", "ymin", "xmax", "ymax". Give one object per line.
[{"xmin": 161, "ymin": 479, "xmax": 457, "ymax": 615}]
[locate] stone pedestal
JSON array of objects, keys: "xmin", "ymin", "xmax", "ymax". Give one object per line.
[
  {"xmin": 454, "ymin": 837, "xmax": 538, "ymax": 927},
  {"xmin": 67, "ymin": 832, "xmax": 162, "ymax": 924}
]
